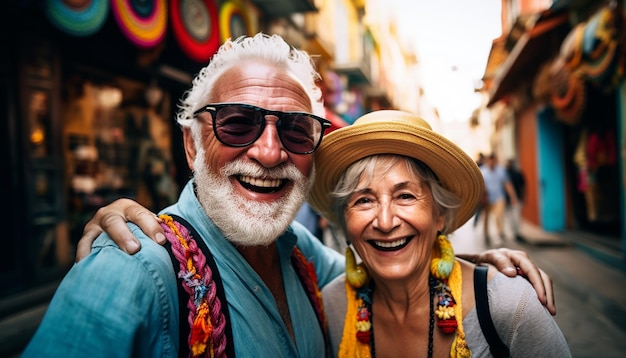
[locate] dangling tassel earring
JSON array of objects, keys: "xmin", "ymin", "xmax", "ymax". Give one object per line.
[
  {"xmin": 429, "ymin": 233, "xmax": 472, "ymax": 357},
  {"xmin": 430, "ymin": 233, "xmax": 455, "ymax": 280},
  {"xmin": 345, "ymin": 245, "xmax": 368, "ymax": 288},
  {"xmin": 339, "ymin": 244, "xmax": 372, "ymax": 356}
]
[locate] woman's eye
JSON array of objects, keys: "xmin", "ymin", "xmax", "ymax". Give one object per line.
[{"xmin": 353, "ymin": 197, "xmax": 373, "ymax": 206}]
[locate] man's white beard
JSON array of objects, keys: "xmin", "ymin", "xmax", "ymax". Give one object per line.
[{"xmin": 192, "ymin": 149, "xmax": 312, "ymax": 247}]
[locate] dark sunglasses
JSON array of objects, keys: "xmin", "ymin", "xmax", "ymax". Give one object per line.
[{"xmin": 193, "ymin": 103, "xmax": 332, "ymax": 154}]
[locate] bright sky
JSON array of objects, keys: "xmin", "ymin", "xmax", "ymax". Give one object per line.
[{"xmin": 391, "ymin": 0, "xmax": 502, "ymax": 122}]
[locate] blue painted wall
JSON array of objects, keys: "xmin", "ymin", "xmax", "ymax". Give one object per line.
[{"xmin": 537, "ymin": 108, "xmax": 566, "ymax": 231}]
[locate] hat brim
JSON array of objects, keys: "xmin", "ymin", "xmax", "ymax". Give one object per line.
[{"xmin": 309, "ymin": 112, "xmax": 484, "ymax": 233}]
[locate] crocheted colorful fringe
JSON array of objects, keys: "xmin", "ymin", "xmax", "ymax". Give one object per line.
[
  {"xmin": 160, "ymin": 214, "xmax": 327, "ymax": 357},
  {"xmin": 160, "ymin": 214, "xmax": 228, "ymax": 357}
]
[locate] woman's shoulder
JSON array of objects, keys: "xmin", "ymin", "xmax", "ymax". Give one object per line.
[
  {"xmin": 322, "ymin": 273, "xmax": 348, "ymax": 319},
  {"xmin": 486, "ymin": 271, "xmax": 572, "ymax": 356},
  {"xmin": 322, "ymin": 273, "xmax": 347, "ymax": 297},
  {"xmin": 464, "ymin": 264, "xmax": 538, "ymax": 325},
  {"xmin": 486, "ymin": 271, "xmax": 549, "ymax": 329},
  {"xmin": 488, "ymin": 271, "xmax": 534, "ymax": 299},
  {"xmin": 322, "ymin": 273, "xmax": 348, "ymax": 356}
]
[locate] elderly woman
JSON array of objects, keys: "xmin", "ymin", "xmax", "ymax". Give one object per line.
[{"xmin": 309, "ymin": 111, "xmax": 571, "ymax": 357}]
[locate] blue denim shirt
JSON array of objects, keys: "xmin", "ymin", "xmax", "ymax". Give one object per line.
[{"xmin": 24, "ymin": 180, "xmax": 345, "ymax": 357}]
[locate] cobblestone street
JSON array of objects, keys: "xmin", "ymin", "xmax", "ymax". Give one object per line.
[{"xmin": 451, "ymin": 216, "xmax": 626, "ymax": 357}]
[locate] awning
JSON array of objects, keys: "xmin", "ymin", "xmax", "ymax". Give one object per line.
[
  {"xmin": 250, "ymin": 0, "xmax": 317, "ymax": 19},
  {"xmin": 333, "ymin": 62, "xmax": 372, "ymax": 86},
  {"xmin": 488, "ymin": 10, "xmax": 571, "ymax": 106},
  {"xmin": 304, "ymin": 35, "xmax": 334, "ymax": 61}
]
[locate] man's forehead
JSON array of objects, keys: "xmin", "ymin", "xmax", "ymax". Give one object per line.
[{"xmin": 210, "ymin": 64, "xmax": 312, "ymax": 110}]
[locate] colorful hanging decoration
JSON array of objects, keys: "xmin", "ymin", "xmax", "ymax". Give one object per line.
[
  {"xmin": 581, "ymin": 7, "xmax": 615, "ymax": 60},
  {"xmin": 549, "ymin": 64, "xmax": 586, "ymax": 125},
  {"xmin": 45, "ymin": 0, "xmax": 109, "ymax": 37},
  {"xmin": 578, "ymin": 5, "xmax": 626, "ymax": 90},
  {"xmin": 170, "ymin": 0, "xmax": 220, "ymax": 63},
  {"xmin": 580, "ymin": 41, "xmax": 621, "ymax": 88},
  {"xmin": 111, "ymin": 0, "xmax": 167, "ymax": 48},
  {"xmin": 557, "ymin": 5, "xmax": 626, "ymax": 93},
  {"xmin": 560, "ymin": 24, "xmax": 584, "ymax": 71},
  {"xmin": 219, "ymin": 0, "xmax": 252, "ymax": 43}
]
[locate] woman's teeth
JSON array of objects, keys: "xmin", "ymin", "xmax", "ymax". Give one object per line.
[{"xmin": 370, "ymin": 237, "xmax": 410, "ymax": 251}]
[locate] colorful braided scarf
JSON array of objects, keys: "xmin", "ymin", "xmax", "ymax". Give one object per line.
[
  {"xmin": 160, "ymin": 214, "xmax": 327, "ymax": 357},
  {"xmin": 291, "ymin": 246, "xmax": 328, "ymax": 340},
  {"xmin": 160, "ymin": 214, "xmax": 228, "ymax": 357}
]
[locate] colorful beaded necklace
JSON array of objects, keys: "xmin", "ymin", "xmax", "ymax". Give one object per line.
[
  {"xmin": 355, "ymin": 275, "xmax": 438, "ymax": 357},
  {"xmin": 338, "ymin": 234, "xmax": 471, "ymax": 358}
]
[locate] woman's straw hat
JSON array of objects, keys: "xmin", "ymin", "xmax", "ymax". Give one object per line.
[{"xmin": 309, "ymin": 110, "xmax": 484, "ymax": 232}]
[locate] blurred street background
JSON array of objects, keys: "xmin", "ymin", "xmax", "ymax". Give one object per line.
[
  {"xmin": 1, "ymin": 0, "xmax": 625, "ymax": 356},
  {"xmin": 451, "ymin": 217, "xmax": 626, "ymax": 358}
]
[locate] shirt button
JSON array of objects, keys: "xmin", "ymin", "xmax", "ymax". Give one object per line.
[{"xmin": 253, "ymin": 285, "xmax": 260, "ymax": 293}]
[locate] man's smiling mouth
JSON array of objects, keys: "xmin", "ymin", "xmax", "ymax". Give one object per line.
[{"xmin": 237, "ymin": 175, "xmax": 286, "ymax": 193}]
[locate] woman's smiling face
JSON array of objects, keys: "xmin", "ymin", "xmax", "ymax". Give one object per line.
[{"xmin": 344, "ymin": 157, "xmax": 445, "ymax": 282}]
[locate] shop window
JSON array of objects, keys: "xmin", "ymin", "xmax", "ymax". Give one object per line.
[
  {"xmin": 28, "ymin": 90, "xmax": 52, "ymax": 158},
  {"xmin": 63, "ymin": 73, "xmax": 178, "ymax": 243},
  {"xmin": 19, "ymin": 36, "xmax": 70, "ymax": 273}
]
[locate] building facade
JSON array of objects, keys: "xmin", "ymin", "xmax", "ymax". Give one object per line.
[
  {"xmin": 0, "ymin": 0, "xmax": 422, "ymax": 300},
  {"xmin": 481, "ymin": 0, "xmax": 625, "ymax": 256}
]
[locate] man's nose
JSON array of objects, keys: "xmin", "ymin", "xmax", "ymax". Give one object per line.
[{"xmin": 247, "ymin": 120, "xmax": 288, "ymax": 167}]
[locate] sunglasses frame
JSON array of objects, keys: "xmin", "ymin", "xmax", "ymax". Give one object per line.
[{"xmin": 193, "ymin": 103, "xmax": 332, "ymax": 154}]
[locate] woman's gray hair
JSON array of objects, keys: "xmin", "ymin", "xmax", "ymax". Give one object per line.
[
  {"xmin": 177, "ymin": 33, "xmax": 324, "ymax": 138},
  {"xmin": 330, "ymin": 155, "xmax": 462, "ymax": 237}
]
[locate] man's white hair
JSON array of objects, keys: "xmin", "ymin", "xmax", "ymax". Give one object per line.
[{"xmin": 176, "ymin": 33, "xmax": 324, "ymax": 133}]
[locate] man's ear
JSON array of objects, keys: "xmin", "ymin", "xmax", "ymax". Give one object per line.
[{"xmin": 183, "ymin": 127, "xmax": 197, "ymax": 170}]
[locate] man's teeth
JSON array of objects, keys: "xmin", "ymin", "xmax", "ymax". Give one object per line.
[
  {"xmin": 239, "ymin": 175, "xmax": 281, "ymax": 188},
  {"xmin": 375, "ymin": 238, "xmax": 407, "ymax": 248}
]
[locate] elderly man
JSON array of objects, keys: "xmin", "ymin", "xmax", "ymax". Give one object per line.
[{"xmin": 24, "ymin": 33, "xmax": 554, "ymax": 358}]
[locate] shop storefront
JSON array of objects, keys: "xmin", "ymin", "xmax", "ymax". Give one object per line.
[
  {"xmin": 487, "ymin": 1, "xmax": 625, "ymax": 245},
  {"xmin": 0, "ymin": 0, "xmax": 265, "ymax": 295}
]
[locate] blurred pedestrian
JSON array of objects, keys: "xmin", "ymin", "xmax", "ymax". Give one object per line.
[
  {"xmin": 506, "ymin": 159, "xmax": 526, "ymax": 242},
  {"xmin": 480, "ymin": 153, "xmax": 518, "ymax": 246},
  {"xmin": 473, "ymin": 152, "xmax": 486, "ymax": 228}
]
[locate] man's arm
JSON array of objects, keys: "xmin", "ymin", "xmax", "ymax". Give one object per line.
[
  {"xmin": 76, "ymin": 199, "xmax": 556, "ymax": 315},
  {"xmin": 26, "ymin": 237, "xmax": 179, "ymax": 356},
  {"xmin": 457, "ymin": 250, "xmax": 555, "ymax": 315},
  {"xmin": 76, "ymin": 198, "xmax": 167, "ymax": 261},
  {"xmin": 504, "ymin": 180, "xmax": 518, "ymax": 206}
]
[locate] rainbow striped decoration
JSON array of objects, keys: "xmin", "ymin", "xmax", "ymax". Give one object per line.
[
  {"xmin": 170, "ymin": 0, "xmax": 220, "ymax": 63},
  {"xmin": 111, "ymin": 0, "xmax": 167, "ymax": 48},
  {"xmin": 45, "ymin": 0, "xmax": 110, "ymax": 37}
]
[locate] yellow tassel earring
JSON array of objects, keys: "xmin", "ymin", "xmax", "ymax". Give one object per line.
[
  {"xmin": 339, "ymin": 245, "xmax": 372, "ymax": 357},
  {"xmin": 345, "ymin": 245, "xmax": 368, "ymax": 288},
  {"xmin": 430, "ymin": 233, "xmax": 471, "ymax": 358}
]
